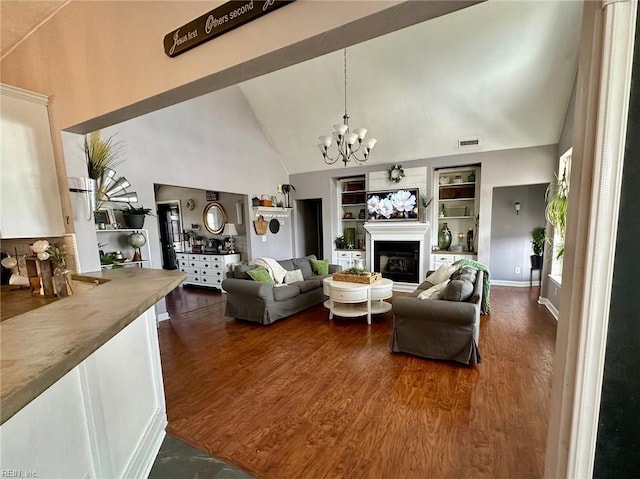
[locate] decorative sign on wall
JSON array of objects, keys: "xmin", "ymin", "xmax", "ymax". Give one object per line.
[
  {"xmin": 164, "ymin": 0, "xmax": 296, "ymax": 57},
  {"xmin": 206, "ymin": 190, "xmax": 219, "ymax": 201}
]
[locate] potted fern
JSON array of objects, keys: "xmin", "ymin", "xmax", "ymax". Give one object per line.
[
  {"xmin": 545, "ymin": 169, "xmax": 569, "ymax": 258},
  {"xmin": 531, "ymin": 226, "xmax": 545, "ymax": 269}
]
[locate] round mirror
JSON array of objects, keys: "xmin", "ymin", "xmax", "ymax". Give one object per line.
[{"xmin": 203, "ymin": 202, "xmax": 226, "ymax": 234}]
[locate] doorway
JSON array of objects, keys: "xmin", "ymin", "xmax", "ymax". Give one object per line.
[
  {"xmin": 157, "ymin": 201, "xmax": 183, "ymax": 270},
  {"xmin": 297, "ymin": 199, "xmax": 323, "ymax": 259}
]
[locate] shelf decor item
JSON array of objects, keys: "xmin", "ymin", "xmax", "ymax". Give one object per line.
[
  {"xmin": 121, "ymin": 204, "xmax": 153, "ymax": 229},
  {"xmin": 388, "ymin": 164, "xmax": 405, "ymax": 183},
  {"xmin": 438, "ymin": 222, "xmax": 452, "ymax": 251},
  {"xmin": 128, "ymin": 231, "xmax": 147, "ymax": 262},
  {"xmin": 333, "ymin": 270, "xmax": 382, "ymax": 284}
]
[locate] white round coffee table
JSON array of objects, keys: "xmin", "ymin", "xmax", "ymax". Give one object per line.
[{"xmin": 322, "ymin": 277, "xmax": 393, "ymax": 324}]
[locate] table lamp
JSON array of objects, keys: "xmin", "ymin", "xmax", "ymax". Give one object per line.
[{"xmin": 223, "ymin": 223, "xmax": 238, "ymax": 253}]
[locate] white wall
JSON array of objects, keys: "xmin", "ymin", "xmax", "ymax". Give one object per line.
[{"xmin": 62, "ymin": 85, "xmax": 288, "ymax": 317}]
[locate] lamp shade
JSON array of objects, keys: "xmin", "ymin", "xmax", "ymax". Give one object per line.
[
  {"xmin": 333, "ymin": 124, "xmax": 348, "ymax": 136},
  {"xmin": 353, "ymin": 128, "xmax": 367, "ymax": 139},
  {"xmin": 223, "ymin": 223, "xmax": 238, "ymax": 236}
]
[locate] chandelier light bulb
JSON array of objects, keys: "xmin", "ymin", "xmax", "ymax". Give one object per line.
[
  {"xmin": 363, "ymin": 138, "xmax": 377, "ymax": 150},
  {"xmin": 345, "ymin": 132, "xmax": 358, "ymax": 145},
  {"xmin": 333, "ymin": 124, "xmax": 348, "ymax": 136},
  {"xmin": 353, "ymin": 128, "xmax": 367, "ymax": 139},
  {"xmin": 319, "ymin": 135, "xmax": 333, "ymax": 147}
]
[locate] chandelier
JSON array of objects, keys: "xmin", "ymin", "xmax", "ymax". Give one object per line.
[{"xmin": 317, "ymin": 49, "xmax": 377, "ymax": 166}]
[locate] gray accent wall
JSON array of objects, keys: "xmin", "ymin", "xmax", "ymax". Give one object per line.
[
  {"xmin": 292, "ymin": 145, "xmax": 557, "ymax": 268},
  {"xmin": 489, "ymin": 184, "xmax": 548, "ymax": 283}
]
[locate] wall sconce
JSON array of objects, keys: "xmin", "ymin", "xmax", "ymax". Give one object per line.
[{"xmin": 514, "ymin": 202, "xmax": 521, "ymax": 215}]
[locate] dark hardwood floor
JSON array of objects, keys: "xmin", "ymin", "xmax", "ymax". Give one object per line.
[{"xmin": 158, "ymin": 285, "xmax": 556, "ymax": 479}]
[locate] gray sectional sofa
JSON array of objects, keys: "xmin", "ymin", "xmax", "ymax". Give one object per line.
[
  {"xmin": 391, "ymin": 266, "xmax": 485, "ymax": 365},
  {"xmin": 222, "ymin": 255, "xmax": 341, "ymax": 325}
]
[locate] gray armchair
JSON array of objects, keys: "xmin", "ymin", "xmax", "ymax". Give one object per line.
[{"xmin": 391, "ymin": 270, "xmax": 483, "ymax": 365}]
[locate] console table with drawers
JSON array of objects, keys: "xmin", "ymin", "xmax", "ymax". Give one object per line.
[{"xmin": 177, "ymin": 252, "xmax": 241, "ymax": 290}]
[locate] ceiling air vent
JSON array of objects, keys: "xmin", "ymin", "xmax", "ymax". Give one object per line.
[{"xmin": 457, "ymin": 137, "xmax": 481, "ymax": 149}]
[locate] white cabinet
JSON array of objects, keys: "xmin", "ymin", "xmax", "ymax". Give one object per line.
[
  {"xmin": 0, "ymin": 84, "xmax": 65, "ymax": 238},
  {"xmin": 0, "ymin": 307, "xmax": 165, "ymax": 478},
  {"xmin": 178, "ymin": 252, "xmax": 240, "ymax": 290},
  {"xmin": 97, "ymin": 229, "xmax": 151, "ymax": 269},
  {"xmin": 432, "ymin": 253, "xmax": 477, "ymax": 270},
  {"xmin": 335, "ymin": 250, "xmax": 365, "ymax": 270}
]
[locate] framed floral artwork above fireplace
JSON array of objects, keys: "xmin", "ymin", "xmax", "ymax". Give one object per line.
[{"xmin": 366, "ymin": 189, "xmax": 419, "ymax": 220}]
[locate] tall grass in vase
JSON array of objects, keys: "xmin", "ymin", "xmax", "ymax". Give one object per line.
[{"xmin": 84, "ymin": 131, "xmax": 124, "ymax": 208}]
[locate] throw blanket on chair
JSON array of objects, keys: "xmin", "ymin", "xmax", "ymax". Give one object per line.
[
  {"xmin": 454, "ymin": 258, "xmax": 491, "ymax": 314},
  {"xmin": 249, "ymin": 257, "xmax": 288, "ymax": 285}
]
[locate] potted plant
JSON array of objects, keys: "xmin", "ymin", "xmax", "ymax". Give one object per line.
[
  {"xmin": 334, "ymin": 235, "xmax": 346, "ymax": 250},
  {"xmin": 531, "ymin": 226, "xmax": 545, "ymax": 269},
  {"xmin": 281, "ymin": 184, "xmax": 296, "ymax": 208},
  {"xmin": 121, "ymin": 204, "xmax": 153, "ymax": 229},
  {"xmin": 545, "ymin": 169, "xmax": 569, "ymax": 258}
]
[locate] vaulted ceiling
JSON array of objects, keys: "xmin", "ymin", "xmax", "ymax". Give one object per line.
[
  {"xmin": 239, "ymin": 1, "xmax": 582, "ymax": 174},
  {"xmin": 0, "ymin": 0, "xmax": 69, "ymax": 59},
  {"xmin": 1, "ymin": 1, "xmax": 583, "ymax": 176}
]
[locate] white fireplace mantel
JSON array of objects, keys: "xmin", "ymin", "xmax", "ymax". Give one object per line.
[{"xmin": 364, "ymin": 221, "xmax": 430, "ymax": 291}]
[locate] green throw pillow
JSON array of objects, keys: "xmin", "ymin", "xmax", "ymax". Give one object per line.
[
  {"xmin": 247, "ymin": 266, "xmax": 274, "ymax": 285},
  {"xmin": 310, "ymin": 259, "xmax": 329, "ymax": 275}
]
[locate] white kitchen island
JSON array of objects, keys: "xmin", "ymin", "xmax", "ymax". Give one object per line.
[{"xmin": 0, "ymin": 268, "xmax": 185, "ymax": 479}]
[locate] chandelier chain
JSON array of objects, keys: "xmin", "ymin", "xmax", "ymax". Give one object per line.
[{"xmin": 344, "ymin": 49, "xmax": 348, "ymax": 118}]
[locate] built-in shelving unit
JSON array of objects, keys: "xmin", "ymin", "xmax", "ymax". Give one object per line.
[
  {"xmin": 337, "ymin": 176, "xmax": 367, "ymax": 252},
  {"xmin": 432, "ymin": 166, "xmax": 480, "ymax": 268},
  {"xmin": 96, "ymin": 229, "xmax": 151, "ymax": 270}
]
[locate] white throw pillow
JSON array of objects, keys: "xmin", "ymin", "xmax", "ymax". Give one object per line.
[
  {"xmin": 417, "ymin": 280, "xmax": 450, "ymax": 300},
  {"xmin": 425, "ymin": 263, "xmax": 458, "ymax": 285},
  {"xmin": 284, "ymin": 269, "xmax": 304, "ymax": 284}
]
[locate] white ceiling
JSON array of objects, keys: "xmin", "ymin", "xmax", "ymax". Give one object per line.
[
  {"xmin": 0, "ymin": 0, "xmax": 69, "ymax": 59},
  {"xmin": 239, "ymin": 1, "xmax": 583, "ymax": 175},
  {"xmin": 0, "ymin": 1, "xmax": 582, "ymax": 176}
]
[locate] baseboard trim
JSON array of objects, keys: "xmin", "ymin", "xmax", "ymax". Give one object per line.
[
  {"xmin": 538, "ymin": 297, "xmax": 559, "ymax": 321},
  {"xmin": 121, "ymin": 408, "xmax": 167, "ymax": 479},
  {"xmin": 156, "ymin": 312, "xmax": 170, "ymax": 322},
  {"xmin": 492, "ymin": 280, "xmax": 540, "ymax": 288}
]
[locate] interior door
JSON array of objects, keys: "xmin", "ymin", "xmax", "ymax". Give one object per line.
[
  {"xmin": 298, "ymin": 198, "xmax": 323, "ymax": 259},
  {"xmin": 157, "ymin": 203, "xmax": 182, "ymax": 270}
]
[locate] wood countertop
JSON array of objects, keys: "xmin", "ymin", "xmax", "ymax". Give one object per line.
[{"xmin": 0, "ymin": 268, "xmax": 186, "ymax": 425}]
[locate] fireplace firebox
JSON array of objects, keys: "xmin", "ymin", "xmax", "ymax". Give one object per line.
[{"xmin": 374, "ymin": 241, "xmax": 420, "ymax": 283}]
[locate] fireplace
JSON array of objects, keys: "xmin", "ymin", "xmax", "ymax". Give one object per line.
[
  {"xmin": 364, "ymin": 221, "xmax": 430, "ymax": 290},
  {"xmin": 374, "ymin": 241, "xmax": 420, "ymax": 283}
]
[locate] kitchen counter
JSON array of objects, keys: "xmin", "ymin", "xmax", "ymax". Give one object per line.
[{"xmin": 0, "ymin": 267, "xmax": 186, "ymax": 425}]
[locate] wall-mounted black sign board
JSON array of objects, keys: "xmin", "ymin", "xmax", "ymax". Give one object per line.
[{"xmin": 164, "ymin": 0, "xmax": 295, "ymax": 57}]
